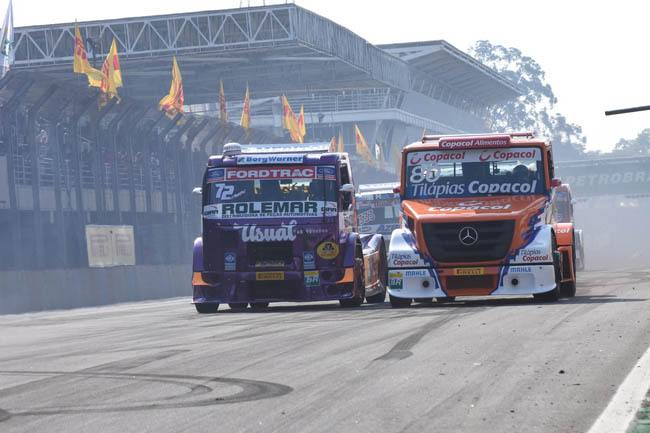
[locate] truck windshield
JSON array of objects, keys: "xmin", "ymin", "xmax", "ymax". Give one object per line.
[
  {"xmin": 203, "ymin": 165, "xmax": 338, "ymax": 220},
  {"xmin": 404, "ymin": 147, "xmax": 545, "ymax": 199}
]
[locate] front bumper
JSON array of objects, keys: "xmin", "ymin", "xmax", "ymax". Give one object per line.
[
  {"xmin": 192, "ymin": 268, "xmax": 354, "ymax": 304},
  {"xmin": 387, "ymin": 264, "xmax": 556, "ymax": 298}
]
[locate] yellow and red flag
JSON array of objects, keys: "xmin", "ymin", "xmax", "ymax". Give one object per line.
[
  {"xmin": 328, "ymin": 136, "xmax": 336, "ymax": 153},
  {"xmin": 338, "ymin": 131, "xmax": 344, "ymax": 153},
  {"xmin": 158, "ymin": 56, "xmax": 184, "ymax": 120},
  {"xmin": 281, "ymin": 94, "xmax": 301, "ymax": 143},
  {"xmin": 297, "ymin": 105, "xmax": 306, "ymax": 143},
  {"xmin": 73, "ymin": 20, "xmax": 106, "ymax": 87},
  {"xmin": 98, "ymin": 38, "xmax": 122, "ymax": 108},
  {"xmin": 219, "ymin": 79, "xmax": 228, "ymax": 124},
  {"xmin": 240, "ymin": 83, "xmax": 251, "ymax": 136},
  {"xmin": 354, "ymin": 124, "xmax": 376, "ymax": 167}
]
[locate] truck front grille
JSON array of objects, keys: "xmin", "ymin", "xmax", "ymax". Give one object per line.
[
  {"xmin": 421, "ymin": 220, "xmax": 514, "ymax": 263},
  {"xmin": 247, "ymin": 242, "xmax": 293, "ymax": 265}
]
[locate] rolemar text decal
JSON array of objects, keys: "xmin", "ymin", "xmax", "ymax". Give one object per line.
[{"xmin": 203, "ymin": 201, "xmax": 338, "ymax": 219}]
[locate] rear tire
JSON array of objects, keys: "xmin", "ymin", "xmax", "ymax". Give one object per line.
[
  {"xmin": 436, "ymin": 296, "xmax": 456, "ymax": 303},
  {"xmin": 195, "ymin": 303, "xmax": 219, "ymax": 314},
  {"xmin": 228, "ymin": 303, "xmax": 248, "ymax": 310},
  {"xmin": 366, "ymin": 242, "xmax": 387, "ymax": 304},
  {"xmin": 390, "ymin": 294, "xmax": 412, "ymax": 308},
  {"xmin": 340, "ymin": 245, "xmax": 365, "ymax": 308},
  {"xmin": 250, "ymin": 302, "xmax": 269, "ymax": 310}
]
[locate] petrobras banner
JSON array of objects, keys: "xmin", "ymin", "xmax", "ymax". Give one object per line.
[
  {"xmin": 556, "ymin": 156, "xmax": 650, "ymax": 197},
  {"xmin": 203, "ymin": 201, "xmax": 338, "ymax": 220}
]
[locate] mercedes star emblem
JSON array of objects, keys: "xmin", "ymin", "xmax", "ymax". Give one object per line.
[{"xmin": 458, "ymin": 227, "xmax": 479, "ymax": 246}]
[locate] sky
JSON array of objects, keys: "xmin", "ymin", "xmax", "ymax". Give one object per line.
[{"xmin": 9, "ymin": 0, "xmax": 650, "ymax": 152}]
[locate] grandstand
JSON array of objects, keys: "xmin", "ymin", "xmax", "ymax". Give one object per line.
[{"xmin": 0, "ymin": 3, "xmax": 522, "ymax": 271}]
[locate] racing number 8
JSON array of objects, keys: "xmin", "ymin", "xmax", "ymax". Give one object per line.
[{"xmin": 214, "ymin": 184, "xmax": 234, "ymax": 200}]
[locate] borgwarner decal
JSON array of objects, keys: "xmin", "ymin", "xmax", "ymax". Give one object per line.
[
  {"xmin": 203, "ymin": 201, "xmax": 338, "ymax": 219},
  {"xmin": 236, "ymin": 154, "xmax": 303, "ymax": 165}
]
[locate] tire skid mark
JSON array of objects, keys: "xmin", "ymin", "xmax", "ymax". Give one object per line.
[
  {"xmin": 0, "ymin": 350, "xmax": 188, "ymax": 398},
  {"xmin": 373, "ymin": 310, "xmax": 479, "ymax": 362},
  {"xmin": 0, "ymin": 371, "xmax": 292, "ymax": 419}
]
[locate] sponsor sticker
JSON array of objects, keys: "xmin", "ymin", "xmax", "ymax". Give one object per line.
[
  {"xmin": 510, "ymin": 266, "xmax": 532, "ymax": 273},
  {"xmin": 357, "ymin": 209, "xmax": 376, "ymax": 225},
  {"xmin": 390, "ymin": 253, "xmax": 420, "ymax": 267},
  {"xmin": 389, "ymin": 272, "xmax": 403, "ymax": 290},
  {"xmin": 453, "ymin": 267, "xmax": 484, "ymax": 276},
  {"xmin": 520, "ymin": 248, "xmax": 549, "ymax": 262},
  {"xmin": 317, "ymin": 242, "xmax": 339, "ymax": 260},
  {"xmin": 204, "ymin": 201, "xmax": 337, "ymax": 220},
  {"xmin": 404, "ymin": 270, "xmax": 428, "ymax": 277},
  {"xmin": 255, "ymin": 259, "xmax": 285, "ymax": 267},
  {"xmin": 206, "ymin": 168, "xmax": 225, "ymax": 183},
  {"xmin": 236, "ymin": 154, "xmax": 303, "ymax": 165},
  {"xmin": 303, "ymin": 251, "xmax": 316, "ymax": 270},
  {"xmin": 256, "ymin": 271, "xmax": 285, "ymax": 281},
  {"xmin": 203, "ymin": 204, "xmax": 220, "ymax": 217},
  {"xmin": 304, "ymin": 270, "xmax": 320, "ymax": 287},
  {"xmin": 236, "ymin": 220, "xmax": 298, "ymax": 242},
  {"xmin": 316, "ymin": 166, "xmax": 337, "ymax": 181},
  {"xmin": 225, "ymin": 166, "xmax": 317, "ymax": 180},
  {"xmin": 224, "ymin": 253, "xmax": 236, "ymax": 271}
]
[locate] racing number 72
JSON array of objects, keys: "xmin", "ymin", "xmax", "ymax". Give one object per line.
[{"xmin": 214, "ymin": 184, "xmax": 234, "ymax": 200}]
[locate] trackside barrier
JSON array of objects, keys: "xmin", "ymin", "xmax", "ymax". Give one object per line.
[{"xmin": 0, "ymin": 264, "xmax": 190, "ymax": 315}]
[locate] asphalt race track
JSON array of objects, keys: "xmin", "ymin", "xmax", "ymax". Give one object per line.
[{"xmin": 1, "ymin": 269, "xmax": 650, "ymax": 432}]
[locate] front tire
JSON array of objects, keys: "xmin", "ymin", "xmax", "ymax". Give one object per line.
[
  {"xmin": 228, "ymin": 303, "xmax": 248, "ymax": 310},
  {"xmin": 436, "ymin": 296, "xmax": 456, "ymax": 303},
  {"xmin": 195, "ymin": 303, "xmax": 219, "ymax": 314},
  {"xmin": 250, "ymin": 302, "xmax": 269, "ymax": 310}
]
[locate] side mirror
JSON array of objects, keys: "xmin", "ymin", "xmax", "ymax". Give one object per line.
[
  {"xmin": 551, "ymin": 178, "xmax": 562, "ymax": 187},
  {"xmin": 393, "ymin": 185, "xmax": 401, "ymax": 194},
  {"xmin": 339, "ymin": 184, "xmax": 354, "ymax": 193},
  {"xmin": 192, "ymin": 187, "xmax": 202, "ymax": 197}
]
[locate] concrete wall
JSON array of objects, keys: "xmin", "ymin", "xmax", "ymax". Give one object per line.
[{"xmin": 0, "ymin": 264, "xmax": 191, "ymax": 315}]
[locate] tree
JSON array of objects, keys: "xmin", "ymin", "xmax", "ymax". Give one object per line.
[
  {"xmin": 612, "ymin": 128, "xmax": 650, "ymax": 156},
  {"xmin": 469, "ymin": 40, "xmax": 586, "ymax": 160}
]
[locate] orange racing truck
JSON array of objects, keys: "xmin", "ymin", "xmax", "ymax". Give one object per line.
[{"xmin": 387, "ymin": 132, "xmax": 577, "ymax": 307}]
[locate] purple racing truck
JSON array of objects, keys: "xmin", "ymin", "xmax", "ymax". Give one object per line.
[{"xmin": 191, "ymin": 143, "xmax": 388, "ymax": 313}]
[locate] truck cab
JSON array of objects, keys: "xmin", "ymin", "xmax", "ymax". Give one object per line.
[
  {"xmin": 191, "ymin": 143, "xmax": 387, "ymax": 312},
  {"xmin": 356, "ymin": 183, "xmax": 400, "ymax": 244},
  {"xmin": 387, "ymin": 133, "xmax": 577, "ymax": 307}
]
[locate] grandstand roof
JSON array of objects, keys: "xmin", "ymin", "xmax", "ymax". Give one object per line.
[
  {"xmin": 380, "ymin": 40, "xmax": 522, "ymax": 105},
  {"xmin": 11, "ymin": 4, "xmax": 519, "ymax": 109}
]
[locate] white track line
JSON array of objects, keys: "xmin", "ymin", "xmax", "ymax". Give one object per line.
[{"xmin": 588, "ymin": 344, "xmax": 650, "ymax": 433}]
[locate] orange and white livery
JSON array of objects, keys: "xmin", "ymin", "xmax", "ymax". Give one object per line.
[{"xmin": 387, "ymin": 132, "xmax": 577, "ymax": 307}]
